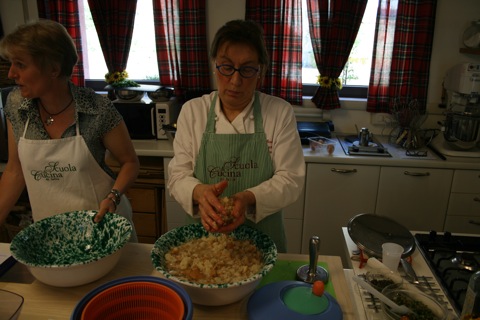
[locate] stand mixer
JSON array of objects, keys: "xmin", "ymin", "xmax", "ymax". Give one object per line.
[{"xmin": 432, "ymin": 63, "xmax": 480, "ymax": 157}]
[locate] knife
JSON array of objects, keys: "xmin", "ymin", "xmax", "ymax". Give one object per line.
[{"xmin": 400, "ymin": 258, "xmax": 420, "ymax": 284}]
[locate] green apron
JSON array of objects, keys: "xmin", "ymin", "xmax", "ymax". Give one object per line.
[{"xmin": 188, "ymin": 92, "xmax": 286, "ymax": 252}]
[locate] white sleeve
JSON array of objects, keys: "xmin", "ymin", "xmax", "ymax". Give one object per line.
[
  {"xmin": 246, "ymin": 94, "xmax": 306, "ymax": 223},
  {"xmin": 166, "ymin": 95, "xmax": 211, "ymax": 217}
]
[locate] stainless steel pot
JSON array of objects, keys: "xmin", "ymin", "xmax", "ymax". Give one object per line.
[
  {"xmin": 114, "ymin": 89, "xmax": 144, "ymax": 101},
  {"xmin": 443, "ymin": 111, "xmax": 480, "ymax": 150}
]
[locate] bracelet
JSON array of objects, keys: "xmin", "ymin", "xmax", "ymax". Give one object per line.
[
  {"xmin": 106, "ymin": 196, "xmax": 117, "ymax": 211},
  {"xmin": 108, "ymin": 189, "xmax": 121, "ymax": 206}
]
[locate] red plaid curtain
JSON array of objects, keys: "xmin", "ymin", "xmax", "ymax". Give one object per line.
[
  {"xmin": 307, "ymin": 0, "xmax": 367, "ymax": 110},
  {"xmin": 367, "ymin": 0, "xmax": 437, "ymax": 113},
  {"xmin": 245, "ymin": 0, "xmax": 303, "ymax": 105},
  {"xmin": 87, "ymin": 0, "xmax": 137, "ymax": 82},
  {"xmin": 152, "ymin": 0, "xmax": 211, "ymax": 100},
  {"xmin": 37, "ymin": 0, "xmax": 85, "ymax": 86}
]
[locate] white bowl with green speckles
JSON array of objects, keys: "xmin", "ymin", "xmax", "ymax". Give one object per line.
[
  {"xmin": 10, "ymin": 210, "xmax": 132, "ymax": 287},
  {"xmin": 151, "ymin": 223, "xmax": 277, "ymax": 306}
]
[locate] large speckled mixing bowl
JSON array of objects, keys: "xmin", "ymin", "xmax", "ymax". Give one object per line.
[
  {"xmin": 151, "ymin": 224, "xmax": 277, "ymax": 306},
  {"xmin": 10, "ymin": 210, "xmax": 132, "ymax": 287}
]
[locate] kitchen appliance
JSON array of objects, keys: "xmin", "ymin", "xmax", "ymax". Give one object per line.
[
  {"xmin": 296, "ymin": 236, "xmax": 329, "ymax": 284},
  {"xmin": 297, "ymin": 121, "xmax": 334, "ymax": 145},
  {"xmin": 0, "ymin": 86, "xmax": 13, "ymax": 162},
  {"xmin": 71, "ymin": 276, "xmax": 193, "ymax": 320},
  {"xmin": 113, "ymin": 98, "xmax": 179, "ymax": 140},
  {"xmin": 343, "ymin": 228, "xmax": 456, "ymax": 320},
  {"xmin": 441, "ymin": 62, "xmax": 480, "ymax": 154},
  {"xmin": 337, "ymin": 133, "xmax": 392, "ymax": 157},
  {"xmin": 414, "ymin": 231, "xmax": 480, "ymax": 316}
]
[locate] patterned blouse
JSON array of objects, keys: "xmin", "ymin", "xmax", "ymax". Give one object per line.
[{"xmin": 4, "ymin": 83, "xmax": 123, "ymax": 178}]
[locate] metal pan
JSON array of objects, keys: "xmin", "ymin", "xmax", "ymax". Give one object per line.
[{"xmin": 347, "ymin": 213, "xmax": 415, "ymax": 259}]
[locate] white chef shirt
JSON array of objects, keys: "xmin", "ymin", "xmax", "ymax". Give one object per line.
[{"xmin": 168, "ymin": 91, "xmax": 306, "ymax": 223}]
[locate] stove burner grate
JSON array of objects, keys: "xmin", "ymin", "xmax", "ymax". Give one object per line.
[{"xmin": 415, "ymin": 232, "xmax": 480, "ymax": 315}]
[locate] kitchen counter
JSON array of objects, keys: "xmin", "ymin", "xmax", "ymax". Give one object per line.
[
  {"xmin": 130, "ymin": 134, "xmax": 480, "ymax": 170},
  {"xmin": 1, "ymin": 134, "xmax": 479, "ymax": 173},
  {"xmin": 0, "ymin": 242, "xmax": 357, "ymax": 319}
]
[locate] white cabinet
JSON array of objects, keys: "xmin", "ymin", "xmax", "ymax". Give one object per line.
[
  {"xmin": 444, "ymin": 170, "xmax": 480, "ymax": 234},
  {"xmin": 283, "ymin": 188, "xmax": 305, "ymax": 254},
  {"xmin": 376, "ymin": 167, "xmax": 453, "ymax": 232},
  {"xmin": 302, "ymin": 163, "xmax": 380, "ymax": 267}
]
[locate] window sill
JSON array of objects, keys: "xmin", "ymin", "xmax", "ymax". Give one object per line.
[{"xmin": 293, "ymin": 96, "xmax": 367, "ymax": 121}]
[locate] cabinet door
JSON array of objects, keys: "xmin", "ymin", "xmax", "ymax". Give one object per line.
[
  {"xmin": 376, "ymin": 167, "xmax": 453, "ymax": 232},
  {"xmin": 163, "ymin": 157, "xmax": 188, "ymax": 231},
  {"xmin": 451, "ymin": 170, "xmax": 480, "ymax": 193},
  {"xmin": 444, "ymin": 216, "xmax": 480, "ymax": 234},
  {"xmin": 125, "ymin": 186, "xmax": 161, "ymax": 243},
  {"xmin": 445, "ymin": 169, "xmax": 480, "ymax": 233},
  {"xmin": 283, "ymin": 188, "xmax": 305, "ymax": 253},
  {"xmin": 302, "ymin": 163, "xmax": 380, "ymax": 267}
]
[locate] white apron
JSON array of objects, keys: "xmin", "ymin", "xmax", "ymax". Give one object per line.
[{"xmin": 18, "ymin": 118, "xmax": 137, "ymax": 241}]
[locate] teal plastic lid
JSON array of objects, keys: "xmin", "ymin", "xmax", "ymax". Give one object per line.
[
  {"xmin": 247, "ymin": 281, "xmax": 343, "ymax": 320},
  {"xmin": 283, "ymin": 286, "xmax": 329, "ymax": 315}
]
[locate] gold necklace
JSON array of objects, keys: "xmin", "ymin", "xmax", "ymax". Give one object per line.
[{"xmin": 39, "ymin": 98, "xmax": 74, "ymax": 126}]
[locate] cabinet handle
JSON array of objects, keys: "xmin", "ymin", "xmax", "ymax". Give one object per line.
[
  {"xmin": 469, "ymin": 220, "xmax": 480, "ymax": 226},
  {"xmin": 403, "ymin": 170, "xmax": 430, "ymax": 177},
  {"xmin": 331, "ymin": 168, "xmax": 357, "ymax": 174}
]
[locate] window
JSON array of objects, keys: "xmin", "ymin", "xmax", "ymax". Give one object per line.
[
  {"xmin": 80, "ymin": 0, "xmax": 159, "ymax": 82},
  {"xmin": 80, "ymin": 0, "xmax": 377, "ymax": 98},
  {"xmin": 302, "ymin": 0, "xmax": 378, "ymax": 98}
]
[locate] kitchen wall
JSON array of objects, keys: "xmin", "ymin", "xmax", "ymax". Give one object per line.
[
  {"xmin": 0, "ymin": 0, "xmax": 38, "ymax": 33},
  {"xmin": 2, "ymin": 0, "xmax": 480, "ymax": 135},
  {"xmin": 206, "ymin": 0, "xmax": 480, "ymax": 134}
]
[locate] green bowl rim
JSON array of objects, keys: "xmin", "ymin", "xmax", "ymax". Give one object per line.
[{"xmin": 10, "ymin": 210, "xmax": 132, "ymax": 268}]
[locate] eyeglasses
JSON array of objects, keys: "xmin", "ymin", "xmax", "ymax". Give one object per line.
[{"xmin": 215, "ymin": 63, "xmax": 260, "ymax": 78}]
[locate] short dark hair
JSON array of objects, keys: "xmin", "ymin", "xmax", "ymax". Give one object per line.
[{"xmin": 210, "ymin": 20, "xmax": 269, "ymax": 73}]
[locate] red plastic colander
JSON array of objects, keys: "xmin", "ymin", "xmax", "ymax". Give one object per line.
[{"xmin": 81, "ymin": 281, "xmax": 185, "ymax": 320}]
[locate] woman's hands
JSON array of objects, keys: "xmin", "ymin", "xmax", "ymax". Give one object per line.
[{"xmin": 193, "ymin": 180, "xmax": 254, "ymax": 232}]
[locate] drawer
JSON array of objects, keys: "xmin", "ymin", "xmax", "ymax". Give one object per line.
[
  {"xmin": 447, "ymin": 193, "xmax": 480, "ymax": 217},
  {"xmin": 451, "ymin": 170, "xmax": 480, "ymax": 193},
  {"xmin": 444, "ymin": 215, "xmax": 480, "ymax": 234},
  {"xmin": 132, "ymin": 212, "xmax": 158, "ymax": 236},
  {"xmin": 126, "ymin": 188, "xmax": 157, "ymax": 213}
]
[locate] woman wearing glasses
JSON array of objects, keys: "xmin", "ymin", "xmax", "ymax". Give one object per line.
[{"xmin": 167, "ymin": 20, "xmax": 305, "ymax": 252}]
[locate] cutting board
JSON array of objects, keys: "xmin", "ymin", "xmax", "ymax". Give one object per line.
[{"xmin": 258, "ymin": 260, "xmax": 336, "ymax": 297}]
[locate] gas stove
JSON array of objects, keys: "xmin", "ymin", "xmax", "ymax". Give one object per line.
[
  {"xmin": 342, "ymin": 228, "xmax": 457, "ymax": 319},
  {"xmin": 337, "ymin": 135, "xmax": 392, "ymax": 157},
  {"xmin": 414, "ymin": 231, "xmax": 480, "ymax": 316}
]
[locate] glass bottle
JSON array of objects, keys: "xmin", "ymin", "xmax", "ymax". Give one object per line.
[
  {"xmin": 463, "ymin": 20, "xmax": 480, "ymax": 49},
  {"xmin": 461, "ymin": 270, "xmax": 480, "ymax": 320}
]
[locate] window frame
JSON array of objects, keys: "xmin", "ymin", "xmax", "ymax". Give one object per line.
[{"xmin": 303, "ymin": 84, "xmax": 368, "ymax": 99}]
